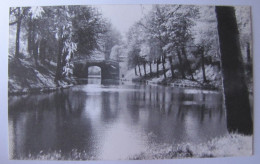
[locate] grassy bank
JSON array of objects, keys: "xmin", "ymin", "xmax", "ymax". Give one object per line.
[
  {"xmin": 14, "ymin": 133, "xmax": 252, "ymax": 160},
  {"xmin": 8, "ymin": 55, "xmax": 75, "ymax": 95},
  {"xmin": 130, "ymin": 133, "xmax": 252, "ymax": 160}
]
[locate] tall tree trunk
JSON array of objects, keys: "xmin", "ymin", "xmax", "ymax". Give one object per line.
[
  {"xmin": 31, "ymin": 22, "xmax": 38, "ymax": 67},
  {"xmin": 55, "ymin": 36, "xmax": 64, "ymax": 82},
  {"xmin": 149, "ymin": 62, "xmax": 152, "ymax": 77},
  {"xmin": 177, "ymin": 49, "xmax": 186, "ymax": 79},
  {"xmin": 134, "ymin": 65, "xmax": 137, "ymax": 76},
  {"xmin": 61, "ymin": 50, "xmax": 67, "ymax": 69},
  {"xmin": 246, "ymin": 42, "xmax": 252, "ymax": 76},
  {"xmin": 39, "ymin": 39, "xmax": 46, "ymax": 64},
  {"xmin": 156, "ymin": 58, "xmax": 160, "ymax": 78},
  {"xmin": 27, "ymin": 15, "xmax": 33, "ymax": 57},
  {"xmin": 246, "ymin": 42, "xmax": 251, "ymax": 63},
  {"xmin": 200, "ymin": 46, "xmax": 207, "ymax": 83},
  {"xmin": 160, "ymin": 43, "xmax": 167, "ymax": 79},
  {"xmin": 143, "ymin": 62, "xmax": 147, "ymax": 77},
  {"xmin": 168, "ymin": 56, "xmax": 174, "ymax": 80},
  {"xmin": 138, "ymin": 64, "xmax": 142, "ymax": 76},
  {"xmin": 33, "ymin": 40, "xmax": 39, "ymax": 67},
  {"xmin": 216, "ymin": 6, "xmax": 253, "ymax": 135},
  {"xmin": 182, "ymin": 47, "xmax": 194, "ymax": 80},
  {"xmin": 162, "ymin": 55, "xmax": 167, "ymax": 79},
  {"xmin": 15, "ymin": 8, "xmax": 21, "ymax": 58}
]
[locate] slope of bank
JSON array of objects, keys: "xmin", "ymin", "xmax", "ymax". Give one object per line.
[
  {"xmin": 123, "ymin": 63, "xmax": 222, "ymax": 90},
  {"xmin": 8, "ymin": 56, "xmax": 74, "ymax": 95}
]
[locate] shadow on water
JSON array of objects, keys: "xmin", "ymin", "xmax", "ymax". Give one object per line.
[
  {"xmin": 8, "ymin": 79, "xmax": 227, "ymax": 159},
  {"xmin": 9, "ymin": 89, "xmax": 97, "ymax": 159},
  {"xmin": 125, "ymin": 85, "xmax": 227, "ymax": 145}
]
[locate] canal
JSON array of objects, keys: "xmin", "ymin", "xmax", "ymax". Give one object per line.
[{"xmin": 8, "ymin": 78, "xmax": 227, "ymax": 160}]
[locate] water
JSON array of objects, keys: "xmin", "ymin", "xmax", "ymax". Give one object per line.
[{"xmin": 8, "ymin": 78, "xmax": 227, "ymax": 160}]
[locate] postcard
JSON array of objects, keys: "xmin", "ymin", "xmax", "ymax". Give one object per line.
[{"xmin": 8, "ymin": 3, "xmax": 253, "ymax": 161}]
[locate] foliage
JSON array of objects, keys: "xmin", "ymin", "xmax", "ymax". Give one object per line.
[
  {"xmin": 126, "ymin": 5, "xmax": 200, "ymax": 79},
  {"xmin": 126, "ymin": 23, "xmax": 144, "ymax": 68},
  {"xmin": 125, "ymin": 5, "xmax": 251, "ymax": 83},
  {"xmin": 100, "ymin": 22, "xmax": 122, "ymax": 60},
  {"xmin": 9, "ymin": 5, "xmax": 119, "ymax": 81},
  {"xmin": 110, "ymin": 45, "xmax": 123, "ymax": 61}
]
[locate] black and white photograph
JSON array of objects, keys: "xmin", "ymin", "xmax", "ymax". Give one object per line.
[{"xmin": 7, "ymin": 3, "xmax": 254, "ymax": 161}]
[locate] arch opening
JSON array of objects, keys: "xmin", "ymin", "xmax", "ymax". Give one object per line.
[{"xmin": 88, "ymin": 66, "xmax": 101, "ymax": 84}]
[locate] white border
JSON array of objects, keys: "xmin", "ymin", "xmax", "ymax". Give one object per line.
[{"xmin": 1, "ymin": 0, "xmax": 260, "ymax": 164}]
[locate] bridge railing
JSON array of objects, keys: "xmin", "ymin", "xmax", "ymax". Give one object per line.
[{"xmin": 73, "ymin": 59, "xmax": 119, "ymax": 64}]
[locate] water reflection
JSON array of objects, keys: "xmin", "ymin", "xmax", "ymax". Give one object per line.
[
  {"xmin": 9, "ymin": 80, "xmax": 227, "ymax": 160},
  {"xmin": 76, "ymin": 77, "xmax": 119, "ymax": 86}
]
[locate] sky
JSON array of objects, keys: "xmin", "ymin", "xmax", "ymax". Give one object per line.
[{"xmin": 97, "ymin": 5, "xmax": 152, "ymax": 38}]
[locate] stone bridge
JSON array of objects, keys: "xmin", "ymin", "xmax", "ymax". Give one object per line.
[{"xmin": 73, "ymin": 59, "xmax": 120, "ymax": 81}]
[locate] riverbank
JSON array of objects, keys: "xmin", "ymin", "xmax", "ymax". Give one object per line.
[
  {"xmin": 130, "ymin": 133, "xmax": 252, "ymax": 160},
  {"xmin": 15, "ymin": 133, "xmax": 252, "ymax": 160},
  {"xmin": 8, "ymin": 56, "xmax": 75, "ymax": 96},
  {"xmin": 124, "ymin": 64, "xmax": 223, "ymax": 90}
]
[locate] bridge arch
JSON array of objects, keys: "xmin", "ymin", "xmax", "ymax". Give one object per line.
[
  {"xmin": 73, "ymin": 60, "xmax": 120, "ymax": 82},
  {"xmin": 88, "ymin": 66, "xmax": 101, "ymax": 77}
]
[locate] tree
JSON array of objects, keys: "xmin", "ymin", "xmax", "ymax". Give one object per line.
[
  {"xmin": 110, "ymin": 45, "xmax": 123, "ymax": 61},
  {"xmin": 148, "ymin": 38, "xmax": 162, "ymax": 77},
  {"xmin": 192, "ymin": 6, "xmax": 220, "ymax": 83},
  {"xmin": 126, "ymin": 23, "xmax": 145, "ymax": 77},
  {"xmin": 26, "ymin": 7, "xmax": 44, "ymax": 67},
  {"xmin": 141, "ymin": 38, "xmax": 161, "ymax": 77},
  {"xmin": 72, "ymin": 6, "xmax": 107, "ymax": 57},
  {"xmin": 162, "ymin": 5, "xmax": 199, "ymax": 80},
  {"xmin": 50, "ymin": 6, "xmax": 76, "ymax": 82},
  {"xmin": 139, "ymin": 5, "xmax": 170, "ymax": 79},
  {"xmin": 9, "ymin": 7, "xmax": 30, "ymax": 58},
  {"xmin": 9, "ymin": 5, "xmax": 123, "ymax": 85},
  {"xmin": 50, "ymin": 6, "xmax": 107, "ymax": 82},
  {"xmin": 235, "ymin": 6, "xmax": 252, "ymax": 63},
  {"xmin": 140, "ymin": 42, "xmax": 150, "ymax": 77},
  {"xmin": 100, "ymin": 23, "xmax": 122, "ymax": 60},
  {"xmin": 198, "ymin": 46, "xmax": 207, "ymax": 82},
  {"xmin": 215, "ymin": 6, "xmax": 253, "ymax": 135},
  {"xmin": 235, "ymin": 6, "xmax": 253, "ymax": 92}
]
